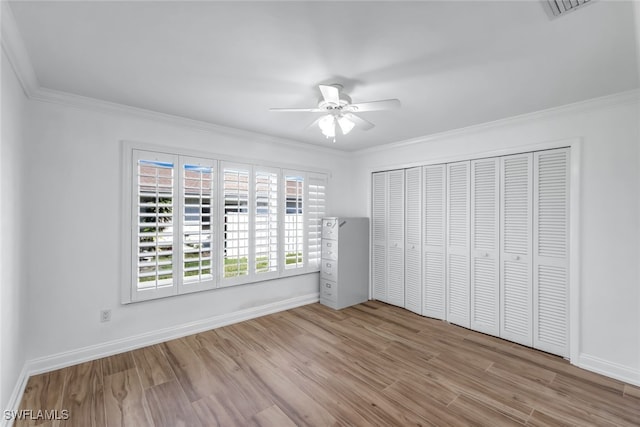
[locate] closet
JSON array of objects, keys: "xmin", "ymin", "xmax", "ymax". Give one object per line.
[
  {"xmin": 372, "ymin": 169, "xmax": 405, "ymax": 307},
  {"xmin": 371, "ymin": 147, "xmax": 570, "ymax": 357}
]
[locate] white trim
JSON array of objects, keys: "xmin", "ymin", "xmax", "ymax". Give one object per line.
[
  {"xmin": 0, "ymin": 2, "xmax": 39, "ymax": 97},
  {"xmin": 364, "ymin": 137, "xmax": 580, "ymax": 175},
  {"xmin": 577, "ymin": 353, "xmax": 640, "ymax": 388},
  {"xmin": 0, "ymin": 364, "xmax": 29, "ymax": 427},
  {"xmin": 355, "ymin": 89, "xmax": 640, "ymax": 156},
  {"xmin": 26, "ymin": 292, "xmax": 319, "ymax": 376},
  {"xmin": 568, "ymin": 142, "xmax": 581, "ymax": 364},
  {"xmin": 31, "ymin": 88, "xmax": 349, "ymax": 158}
]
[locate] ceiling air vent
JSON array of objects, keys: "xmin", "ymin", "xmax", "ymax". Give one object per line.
[{"xmin": 544, "ymin": 0, "xmax": 592, "ymax": 18}]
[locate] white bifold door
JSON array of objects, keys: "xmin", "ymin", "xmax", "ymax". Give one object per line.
[
  {"xmin": 423, "ymin": 165, "xmax": 446, "ymax": 320},
  {"xmin": 371, "ymin": 148, "xmax": 569, "ymax": 358},
  {"xmin": 372, "ymin": 172, "xmax": 388, "ymax": 303},
  {"xmin": 446, "ymin": 161, "xmax": 470, "ymax": 328},
  {"xmin": 470, "ymin": 158, "xmax": 500, "ymax": 336},
  {"xmin": 500, "ymin": 153, "xmax": 533, "ymax": 347},
  {"xmin": 371, "ymin": 170, "xmax": 405, "ymax": 308},
  {"xmin": 404, "ymin": 167, "xmax": 422, "ymax": 314},
  {"xmin": 533, "ymin": 148, "xmax": 570, "ymax": 357}
]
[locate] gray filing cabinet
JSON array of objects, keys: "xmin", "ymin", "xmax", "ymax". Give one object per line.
[{"xmin": 320, "ymin": 217, "xmax": 370, "ymax": 309}]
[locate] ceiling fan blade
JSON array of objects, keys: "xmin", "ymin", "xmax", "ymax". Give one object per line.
[
  {"xmin": 269, "ymin": 107, "xmax": 324, "ymax": 112},
  {"xmin": 349, "ymin": 99, "xmax": 401, "ymax": 112},
  {"xmin": 337, "ymin": 116, "xmax": 355, "ymax": 135},
  {"xmin": 306, "ymin": 116, "xmax": 323, "ymax": 129},
  {"xmin": 319, "ymin": 85, "xmax": 340, "ymax": 104},
  {"xmin": 344, "ymin": 113, "xmax": 375, "ymax": 131}
]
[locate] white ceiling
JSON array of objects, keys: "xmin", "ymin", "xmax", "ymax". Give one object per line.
[{"xmin": 8, "ymin": 1, "xmax": 639, "ymax": 151}]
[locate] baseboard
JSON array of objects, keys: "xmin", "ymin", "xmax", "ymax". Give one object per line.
[
  {"xmin": 577, "ymin": 353, "xmax": 640, "ymax": 387},
  {"xmin": 27, "ymin": 292, "xmax": 319, "ymax": 376},
  {"xmin": 1, "ymin": 364, "xmax": 29, "ymax": 427}
]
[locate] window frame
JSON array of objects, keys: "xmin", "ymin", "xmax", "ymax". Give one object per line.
[{"xmin": 121, "ymin": 141, "xmax": 329, "ymax": 303}]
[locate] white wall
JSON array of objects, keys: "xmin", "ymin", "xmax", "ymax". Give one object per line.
[
  {"xmin": 0, "ymin": 50, "xmax": 28, "ymax": 412},
  {"xmin": 23, "ymin": 97, "xmax": 354, "ymax": 365},
  {"xmin": 351, "ymin": 94, "xmax": 640, "ymax": 383}
]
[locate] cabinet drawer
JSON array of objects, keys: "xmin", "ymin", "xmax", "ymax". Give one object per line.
[
  {"xmin": 321, "ymin": 260, "xmax": 338, "ymax": 280},
  {"xmin": 320, "ymin": 280, "xmax": 337, "ymax": 302},
  {"xmin": 322, "ymin": 218, "xmax": 338, "ymax": 239},
  {"xmin": 322, "ymin": 240, "xmax": 338, "ymax": 260}
]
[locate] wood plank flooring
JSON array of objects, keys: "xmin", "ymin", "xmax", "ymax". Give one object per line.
[{"xmin": 15, "ymin": 301, "xmax": 640, "ymax": 426}]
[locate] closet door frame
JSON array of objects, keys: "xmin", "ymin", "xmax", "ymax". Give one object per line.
[{"xmin": 367, "ymin": 138, "xmax": 581, "ymax": 363}]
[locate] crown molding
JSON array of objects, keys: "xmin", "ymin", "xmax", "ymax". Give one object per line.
[
  {"xmin": 354, "ymin": 89, "xmax": 640, "ymax": 156},
  {"xmin": 1, "ymin": 0, "xmax": 39, "ymax": 96},
  {"xmin": 31, "ymin": 87, "xmax": 350, "ymax": 157}
]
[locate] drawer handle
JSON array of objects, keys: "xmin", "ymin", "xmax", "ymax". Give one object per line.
[
  {"xmin": 326, "ymin": 263, "xmax": 332, "ymax": 268},
  {"xmin": 325, "ymin": 283, "xmax": 332, "ymax": 288}
]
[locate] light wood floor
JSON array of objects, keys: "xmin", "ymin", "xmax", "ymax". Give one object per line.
[{"xmin": 15, "ymin": 301, "xmax": 640, "ymax": 427}]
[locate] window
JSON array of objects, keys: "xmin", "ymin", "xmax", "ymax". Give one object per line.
[
  {"xmin": 255, "ymin": 170, "xmax": 278, "ymax": 274},
  {"xmin": 222, "ymin": 166, "xmax": 250, "ymax": 280},
  {"xmin": 307, "ymin": 174, "xmax": 327, "ymax": 268},
  {"xmin": 123, "ymin": 145, "xmax": 327, "ymax": 303},
  {"xmin": 135, "ymin": 154, "xmax": 175, "ymax": 296},
  {"xmin": 284, "ymin": 173, "xmax": 304, "ymax": 269},
  {"xmin": 181, "ymin": 158, "xmax": 215, "ymax": 292}
]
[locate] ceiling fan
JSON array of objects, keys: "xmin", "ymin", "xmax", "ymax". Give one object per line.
[{"xmin": 269, "ymin": 84, "xmax": 401, "ymax": 142}]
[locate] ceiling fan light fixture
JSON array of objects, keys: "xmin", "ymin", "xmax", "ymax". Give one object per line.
[{"xmin": 318, "ymin": 114, "xmax": 336, "ymax": 139}]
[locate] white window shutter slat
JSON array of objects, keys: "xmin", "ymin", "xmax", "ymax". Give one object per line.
[
  {"xmin": 132, "ymin": 150, "xmax": 179, "ymax": 301},
  {"xmin": 534, "ymin": 148, "xmax": 570, "ymax": 357},
  {"xmin": 470, "ymin": 158, "xmax": 500, "ymax": 335},
  {"xmin": 284, "ymin": 172, "xmax": 305, "ymax": 270},
  {"xmin": 446, "ymin": 161, "xmax": 470, "ymax": 327},
  {"xmin": 179, "ymin": 156, "xmax": 216, "ymax": 294},
  {"xmin": 423, "ymin": 164, "xmax": 446, "ymax": 320},
  {"xmin": 221, "ymin": 163, "xmax": 251, "ymax": 282},
  {"xmin": 255, "ymin": 168, "xmax": 279, "ymax": 276},
  {"xmin": 387, "ymin": 169, "xmax": 406, "ymax": 308},
  {"xmin": 372, "ymin": 172, "xmax": 388, "ymax": 303},
  {"xmin": 307, "ymin": 173, "xmax": 327, "ymax": 270},
  {"xmin": 500, "ymin": 153, "xmax": 533, "ymax": 346},
  {"xmin": 404, "ymin": 167, "xmax": 422, "ymax": 315}
]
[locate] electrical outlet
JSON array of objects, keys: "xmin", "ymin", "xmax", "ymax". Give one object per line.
[{"xmin": 100, "ymin": 309, "xmax": 112, "ymax": 323}]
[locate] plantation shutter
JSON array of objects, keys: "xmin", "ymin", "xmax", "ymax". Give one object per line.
[
  {"xmin": 372, "ymin": 172, "xmax": 388, "ymax": 303},
  {"xmin": 405, "ymin": 167, "xmax": 422, "ymax": 314},
  {"xmin": 132, "ymin": 150, "xmax": 178, "ymax": 301},
  {"xmin": 307, "ymin": 173, "xmax": 327, "ymax": 270},
  {"xmin": 423, "ymin": 164, "xmax": 446, "ymax": 320},
  {"xmin": 222, "ymin": 163, "xmax": 250, "ymax": 283},
  {"xmin": 470, "ymin": 158, "xmax": 500, "ymax": 335},
  {"xmin": 255, "ymin": 168, "xmax": 279, "ymax": 277},
  {"xmin": 387, "ymin": 169, "xmax": 405, "ymax": 308},
  {"xmin": 500, "ymin": 153, "xmax": 533, "ymax": 346},
  {"xmin": 180, "ymin": 157, "xmax": 216, "ymax": 294},
  {"xmin": 534, "ymin": 148, "xmax": 570, "ymax": 357},
  {"xmin": 446, "ymin": 161, "xmax": 470, "ymax": 327},
  {"xmin": 284, "ymin": 172, "xmax": 305, "ymax": 270}
]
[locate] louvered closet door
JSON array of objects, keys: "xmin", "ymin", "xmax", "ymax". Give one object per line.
[
  {"xmin": 446, "ymin": 161, "xmax": 470, "ymax": 327},
  {"xmin": 372, "ymin": 172, "xmax": 388, "ymax": 303},
  {"xmin": 534, "ymin": 148, "xmax": 569, "ymax": 357},
  {"xmin": 405, "ymin": 167, "xmax": 422, "ymax": 314},
  {"xmin": 471, "ymin": 158, "xmax": 500, "ymax": 335},
  {"xmin": 423, "ymin": 165, "xmax": 446, "ymax": 320},
  {"xmin": 387, "ymin": 169, "xmax": 406, "ymax": 308},
  {"xmin": 500, "ymin": 153, "xmax": 533, "ymax": 347}
]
